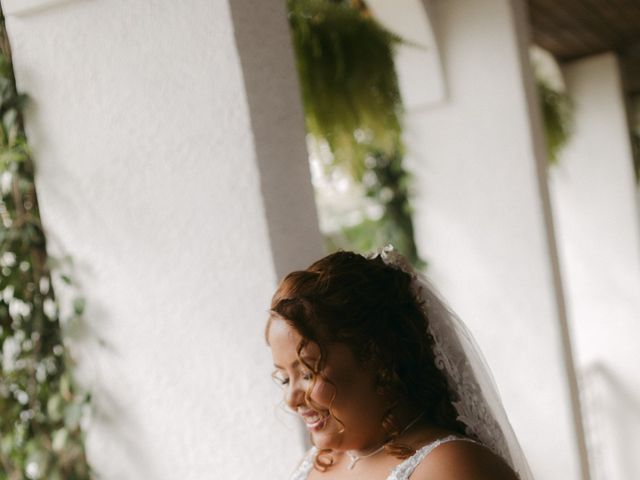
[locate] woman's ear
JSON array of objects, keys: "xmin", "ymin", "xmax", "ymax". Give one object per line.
[{"xmin": 374, "ymin": 368, "xmax": 392, "ymax": 395}]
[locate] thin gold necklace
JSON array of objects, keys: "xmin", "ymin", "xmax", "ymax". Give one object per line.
[{"xmin": 346, "ymin": 412, "xmax": 425, "ymax": 470}]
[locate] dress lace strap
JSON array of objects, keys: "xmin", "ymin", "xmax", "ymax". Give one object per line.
[
  {"xmin": 387, "ymin": 435, "xmax": 478, "ymax": 480},
  {"xmin": 289, "ymin": 447, "xmax": 317, "ymax": 480}
]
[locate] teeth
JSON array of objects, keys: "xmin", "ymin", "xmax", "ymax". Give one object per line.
[{"xmin": 302, "ymin": 413, "xmax": 326, "ymax": 425}]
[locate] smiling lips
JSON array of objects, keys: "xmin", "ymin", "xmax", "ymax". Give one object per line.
[{"xmin": 299, "ymin": 410, "xmax": 329, "ymax": 431}]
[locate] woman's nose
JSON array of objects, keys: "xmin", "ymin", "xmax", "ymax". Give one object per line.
[{"xmin": 284, "ymin": 377, "xmax": 306, "ymax": 410}]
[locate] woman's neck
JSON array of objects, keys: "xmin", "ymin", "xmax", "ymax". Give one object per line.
[{"xmin": 349, "ymin": 402, "xmax": 427, "ymax": 456}]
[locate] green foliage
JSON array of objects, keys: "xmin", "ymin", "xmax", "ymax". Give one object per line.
[
  {"xmin": 324, "ymin": 147, "xmax": 423, "ymax": 266},
  {"xmin": 288, "ymin": 0, "xmax": 402, "ymax": 179},
  {"xmin": 538, "ymin": 78, "xmax": 572, "ymax": 165},
  {"xmin": 0, "ymin": 51, "xmax": 92, "ymax": 479},
  {"xmin": 288, "ymin": 0, "xmax": 423, "ymax": 267}
]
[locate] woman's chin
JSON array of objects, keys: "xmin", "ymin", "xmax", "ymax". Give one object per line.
[{"xmin": 310, "ymin": 425, "xmax": 341, "ymax": 450}]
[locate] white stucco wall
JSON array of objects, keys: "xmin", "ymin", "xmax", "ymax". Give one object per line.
[
  {"xmin": 4, "ymin": 1, "xmax": 321, "ymax": 478},
  {"xmin": 552, "ymin": 53, "xmax": 640, "ymax": 480},
  {"xmin": 391, "ymin": 0, "xmax": 587, "ymax": 478}
]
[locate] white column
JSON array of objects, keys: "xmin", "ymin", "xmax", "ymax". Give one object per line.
[
  {"xmin": 4, "ymin": 1, "xmax": 322, "ymax": 478},
  {"xmin": 552, "ymin": 53, "xmax": 640, "ymax": 480},
  {"xmin": 403, "ymin": 1, "xmax": 587, "ymax": 478}
]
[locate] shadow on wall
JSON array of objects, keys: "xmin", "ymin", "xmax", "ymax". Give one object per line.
[{"xmin": 580, "ymin": 363, "xmax": 640, "ymax": 480}]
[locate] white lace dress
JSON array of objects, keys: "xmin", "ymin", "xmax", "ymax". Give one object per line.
[{"xmin": 290, "ymin": 435, "xmax": 477, "ymax": 480}]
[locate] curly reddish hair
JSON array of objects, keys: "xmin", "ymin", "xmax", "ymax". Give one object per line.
[{"xmin": 267, "ymin": 251, "xmax": 466, "ymax": 471}]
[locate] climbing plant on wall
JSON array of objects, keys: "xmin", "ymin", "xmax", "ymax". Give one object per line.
[
  {"xmin": 287, "ymin": 0, "xmax": 424, "ymax": 267},
  {"xmin": 0, "ymin": 12, "xmax": 92, "ymax": 480}
]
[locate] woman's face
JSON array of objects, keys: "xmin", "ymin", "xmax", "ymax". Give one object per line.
[{"xmin": 268, "ymin": 317, "xmax": 389, "ymax": 451}]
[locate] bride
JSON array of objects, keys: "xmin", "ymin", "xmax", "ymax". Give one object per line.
[{"xmin": 266, "ymin": 248, "xmax": 533, "ymax": 479}]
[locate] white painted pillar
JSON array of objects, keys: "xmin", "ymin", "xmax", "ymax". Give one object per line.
[
  {"xmin": 551, "ymin": 53, "xmax": 640, "ymax": 480},
  {"xmin": 400, "ymin": 1, "xmax": 588, "ymax": 478},
  {"xmin": 4, "ymin": 1, "xmax": 322, "ymax": 478}
]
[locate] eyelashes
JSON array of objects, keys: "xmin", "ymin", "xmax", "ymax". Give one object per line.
[
  {"xmin": 271, "ymin": 371, "xmax": 289, "ymax": 387},
  {"xmin": 271, "ymin": 369, "xmax": 314, "ymax": 387}
]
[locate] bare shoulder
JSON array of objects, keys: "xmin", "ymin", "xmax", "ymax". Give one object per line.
[{"xmin": 410, "ymin": 439, "xmax": 519, "ymax": 480}]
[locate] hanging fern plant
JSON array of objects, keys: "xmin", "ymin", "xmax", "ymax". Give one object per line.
[
  {"xmin": 0, "ymin": 12, "xmax": 92, "ymax": 480},
  {"xmin": 538, "ymin": 78, "xmax": 573, "ymax": 165},
  {"xmin": 288, "ymin": 0, "xmax": 402, "ymax": 177},
  {"xmin": 288, "ymin": 0, "xmax": 423, "ymax": 266}
]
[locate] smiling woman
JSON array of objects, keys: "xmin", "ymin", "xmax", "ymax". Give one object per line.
[
  {"xmin": 265, "ymin": 249, "xmax": 532, "ymax": 480},
  {"xmin": 269, "ymin": 319, "xmax": 397, "ymax": 455}
]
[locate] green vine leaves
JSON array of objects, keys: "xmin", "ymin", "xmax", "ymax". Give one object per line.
[{"xmin": 0, "ymin": 53, "xmax": 92, "ymax": 480}]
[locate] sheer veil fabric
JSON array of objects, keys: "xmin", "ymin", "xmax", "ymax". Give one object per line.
[{"xmin": 374, "ymin": 246, "xmax": 534, "ymax": 480}]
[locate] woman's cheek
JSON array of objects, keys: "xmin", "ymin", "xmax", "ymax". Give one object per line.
[{"xmin": 310, "ymin": 377, "xmax": 335, "ymax": 407}]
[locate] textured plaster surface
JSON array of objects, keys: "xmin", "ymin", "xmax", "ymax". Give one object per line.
[
  {"xmin": 553, "ymin": 53, "xmax": 640, "ymax": 480},
  {"xmin": 1, "ymin": 0, "xmax": 79, "ymax": 16},
  {"xmin": 4, "ymin": 0, "xmax": 317, "ymax": 478},
  {"xmin": 400, "ymin": 0, "xmax": 583, "ymax": 478}
]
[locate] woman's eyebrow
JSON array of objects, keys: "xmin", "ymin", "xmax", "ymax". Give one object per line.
[{"xmin": 273, "ymin": 359, "xmax": 300, "ymax": 370}]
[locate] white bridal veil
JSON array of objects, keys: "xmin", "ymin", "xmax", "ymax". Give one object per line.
[{"xmin": 375, "ymin": 246, "xmax": 534, "ymax": 480}]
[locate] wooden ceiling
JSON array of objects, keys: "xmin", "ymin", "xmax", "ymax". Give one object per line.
[{"xmin": 528, "ymin": 0, "xmax": 640, "ymax": 95}]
